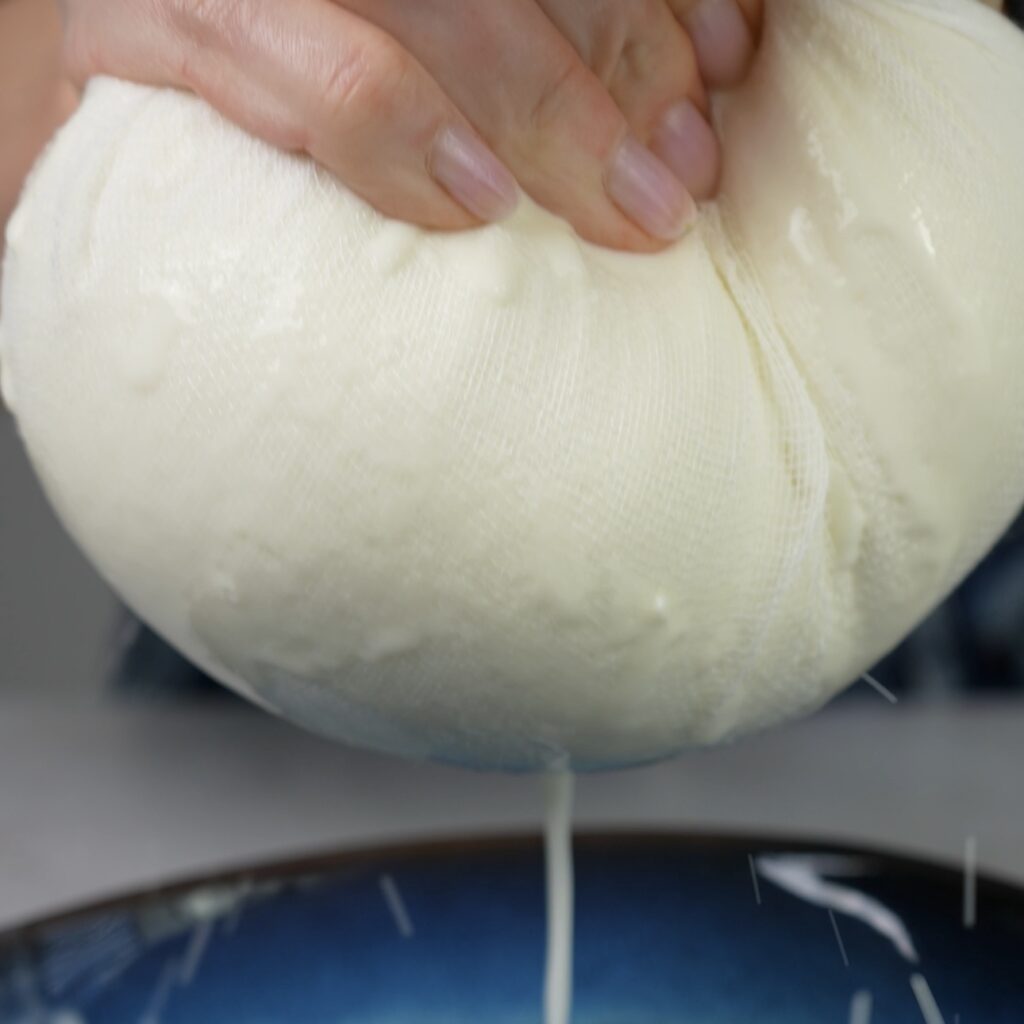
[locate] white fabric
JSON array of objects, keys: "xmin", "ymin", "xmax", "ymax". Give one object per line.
[{"xmin": 2, "ymin": 0, "xmax": 1023, "ymax": 770}]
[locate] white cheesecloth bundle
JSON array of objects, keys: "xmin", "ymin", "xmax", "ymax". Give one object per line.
[{"xmin": 2, "ymin": 0, "xmax": 1023, "ymax": 770}]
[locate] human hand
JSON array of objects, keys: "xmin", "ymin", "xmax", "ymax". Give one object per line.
[
  {"xmin": 60, "ymin": 0, "xmax": 761, "ymax": 251},
  {"xmin": 0, "ymin": 0, "xmax": 77, "ymax": 244}
]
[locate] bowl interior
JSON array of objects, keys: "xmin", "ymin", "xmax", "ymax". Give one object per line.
[{"xmin": 1, "ymin": 833, "xmax": 1023, "ymax": 1023}]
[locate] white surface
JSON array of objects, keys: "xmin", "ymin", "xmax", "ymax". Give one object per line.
[
  {"xmin": 0, "ymin": 699, "xmax": 1021, "ymax": 930},
  {"xmin": 5, "ymin": 0, "xmax": 1024, "ymax": 770}
]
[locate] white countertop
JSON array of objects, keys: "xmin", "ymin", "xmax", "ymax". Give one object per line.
[{"xmin": 1, "ymin": 698, "xmax": 1021, "ymax": 930}]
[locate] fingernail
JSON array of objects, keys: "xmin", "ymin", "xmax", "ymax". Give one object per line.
[
  {"xmin": 431, "ymin": 123, "xmax": 519, "ymax": 222},
  {"xmin": 606, "ymin": 135, "xmax": 697, "ymax": 242},
  {"xmin": 685, "ymin": 0, "xmax": 754, "ymax": 87},
  {"xmin": 651, "ymin": 99, "xmax": 721, "ymax": 201}
]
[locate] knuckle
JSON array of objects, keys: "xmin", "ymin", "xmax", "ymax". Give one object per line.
[
  {"xmin": 583, "ymin": 3, "xmax": 630, "ymax": 81},
  {"xmin": 168, "ymin": 0, "xmax": 248, "ymax": 48},
  {"xmin": 60, "ymin": 13, "xmax": 94, "ymax": 81},
  {"xmin": 585, "ymin": 0, "xmax": 677, "ymax": 88},
  {"xmin": 320, "ymin": 41, "xmax": 416, "ymax": 130},
  {"xmin": 526, "ymin": 56, "xmax": 590, "ymax": 137},
  {"xmin": 597, "ymin": 0, "xmax": 669, "ymax": 42},
  {"xmin": 629, "ymin": 0, "xmax": 669, "ymax": 29},
  {"xmin": 166, "ymin": 0, "xmax": 254, "ymax": 91}
]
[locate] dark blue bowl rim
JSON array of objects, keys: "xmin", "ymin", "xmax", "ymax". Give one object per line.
[{"xmin": 2, "ymin": 829, "xmax": 1021, "ymax": 948}]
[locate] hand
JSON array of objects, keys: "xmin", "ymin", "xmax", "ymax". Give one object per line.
[
  {"xmin": 0, "ymin": 0, "xmax": 77, "ymax": 242},
  {"xmin": 60, "ymin": 0, "xmax": 762, "ymax": 251}
]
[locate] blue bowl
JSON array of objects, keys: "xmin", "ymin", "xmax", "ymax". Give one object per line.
[{"xmin": 2, "ymin": 833, "xmax": 1022, "ymax": 1022}]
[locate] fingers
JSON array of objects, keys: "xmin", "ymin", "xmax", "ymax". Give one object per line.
[
  {"xmin": 536, "ymin": 0, "xmax": 706, "ymax": 115},
  {"xmin": 1, "ymin": 0, "xmax": 78, "ymax": 239},
  {"xmin": 648, "ymin": 97, "xmax": 720, "ymax": 201},
  {"xmin": 64, "ymin": 0, "xmax": 517, "ymax": 229},
  {"xmin": 175, "ymin": 0, "xmax": 520, "ymax": 227},
  {"xmin": 666, "ymin": 0, "xmax": 761, "ymax": 89},
  {"xmin": 336, "ymin": 0, "xmax": 695, "ymax": 250},
  {"xmin": 60, "ymin": 0, "xmax": 763, "ymax": 250},
  {"xmin": 538, "ymin": 0, "xmax": 719, "ymax": 200}
]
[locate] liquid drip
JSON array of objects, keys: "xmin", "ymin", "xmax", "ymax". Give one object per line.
[{"xmin": 543, "ymin": 771, "xmax": 574, "ymax": 1024}]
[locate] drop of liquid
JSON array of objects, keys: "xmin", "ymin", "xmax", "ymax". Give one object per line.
[
  {"xmin": 543, "ymin": 234, "xmax": 588, "ymax": 283},
  {"xmin": 826, "ymin": 463, "xmax": 865, "ymax": 571},
  {"xmin": 367, "ymin": 222, "xmax": 421, "ymax": 277},
  {"xmin": 360, "ymin": 625, "xmax": 422, "ymax": 662},
  {"xmin": 443, "ymin": 232, "xmax": 524, "ymax": 304}
]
